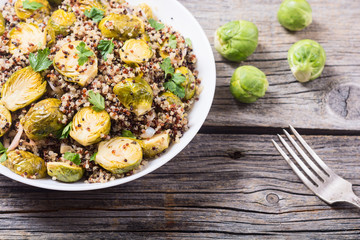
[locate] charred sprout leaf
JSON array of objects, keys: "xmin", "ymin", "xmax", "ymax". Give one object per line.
[
  {"xmin": 90, "ymin": 152, "xmax": 97, "ymax": 162},
  {"xmin": 76, "ymin": 41, "xmax": 94, "ymax": 66},
  {"xmin": 88, "ymin": 90, "xmax": 105, "ymax": 111},
  {"xmin": 60, "ymin": 121, "xmax": 72, "ymax": 139},
  {"xmin": 185, "ymin": 38, "xmax": 192, "ymax": 47},
  {"xmin": 160, "ymin": 57, "xmax": 174, "ymax": 77},
  {"xmin": 0, "ymin": 152, "xmax": 7, "ymax": 163},
  {"xmin": 29, "ymin": 48, "xmax": 52, "ymax": 72},
  {"xmin": 97, "ymin": 39, "xmax": 114, "ymax": 61},
  {"xmin": 121, "ymin": 130, "xmax": 136, "ymax": 139},
  {"xmin": 169, "ymin": 35, "xmax": 177, "ymax": 49},
  {"xmin": 149, "ymin": 18, "xmax": 164, "ymax": 31},
  {"xmin": 84, "ymin": 7, "xmax": 104, "ymax": 23},
  {"xmin": 22, "ymin": 0, "xmax": 44, "ymax": 10},
  {"xmin": 64, "ymin": 152, "xmax": 81, "ymax": 165}
]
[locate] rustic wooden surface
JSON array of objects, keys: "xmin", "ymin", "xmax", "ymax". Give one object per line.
[{"xmin": 2, "ymin": 0, "xmax": 360, "ymax": 239}]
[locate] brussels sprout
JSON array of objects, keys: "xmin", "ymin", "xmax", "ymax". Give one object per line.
[
  {"xmin": 120, "ymin": 39, "xmax": 153, "ymax": 64},
  {"xmin": 214, "ymin": 20, "xmax": 258, "ymax": 62},
  {"xmin": 15, "ymin": 0, "xmax": 51, "ymax": 22},
  {"xmin": 175, "ymin": 67, "xmax": 196, "ymax": 100},
  {"xmin": 98, "ymin": 14, "xmax": 145, "ymax": 41},
  {"xmin": 1, "ymin": 67, "xmax": 47, "ymax": 111},
  {"xmin": 46, "ymin": 26, "xmax": 56, "ymax": 46},
  {"xmin": 138, "ymin": 3, "xmax": 154, "ymax": 19},
  {"xmin": 288, "ymin": 39, "xmax": 326, "ymax": 82},
  {"xmin": 95, "ymin": 137, "xmax": 143, "ymax": 174},
  {"xmin": 53, "ymin": 41, "xmax": 98, "ymax": 86},
  {"xmin": 70, "ymin": 107, "xmax": 111, "ymax": 146},
  {"xmin": 78, "ymin": 0, "xmax": 105, "ymax": 12},
  {"xmin": 21, "ymin": 98, "xmax": 66, "ymax": 140},
  {"xmin": 113, "ymin": 77, "xmax": 153, "ymax": 116},
  {"xmin": 277, "ymin": 0, "xmax": 312, "ymax": 31},
  {"xmin": 49, "ymin": 9, "xmax": 76, "ymax": 36},
  {"xmin": 2, "ymin": 150, "xmax": 47, "ymax": 179},
  {"xmin": 9, "ymin": 23, "xmax": 46, "ymax": 55},
  {"xmin": 141, "ymin": 131, "xmax": 170, "ymax": 158},
  {"xmin": 159, "ymin": 91, "xmax": 183, "ymax": 108},
  {"xmin": 0, "ymin": 102, "xmax": 12, "ymax": 137},
  {"xmin": 230, "ymin": 66, "xmax": 268, "ymax": 103},
  {"xmin": 0, "ymin": 12, "xmax": 5, "ymax": 36},
  {"xmin": 47, "ymin": 162, "xmax": 85, "ymax": 182}
]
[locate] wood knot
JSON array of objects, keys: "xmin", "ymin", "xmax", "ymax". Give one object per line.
[
  {"xmin": 266, "ymin": 193, "xmax": 279, "ymax": 204},
  {"xmin": 227, "ymin": 150, "xmax": 243, "ymax": 159},
  {"xmin": 328, "ymin": 84, "xmax": 360, "ymax": 120}
]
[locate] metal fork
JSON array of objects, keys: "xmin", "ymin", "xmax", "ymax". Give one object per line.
[{"xmin": 272, "ymin": 125, "xmax": 360, "ymax": 208}]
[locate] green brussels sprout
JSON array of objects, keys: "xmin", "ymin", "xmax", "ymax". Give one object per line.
[
  {"xmin": 49, "ymin": 9, "xmax": 76, "ymax": 36},
  {"xmin": 0, "ymin": 102, "xmax": 12, "ymax": 137},
  {"xmin": 175, "ymin": 67, "xmax": 196, "ymax": 100},
  {"xmin": 98, "ymin": 14, "xmax": 145, "ymax": 41},
  {"xmin": 46, "ymin": 26, "xmax": 56, "ymax": 46},
  {"xmin": 2, "ymin": 150, "xmax": 47, "ymax": 179},
  {"xmin": 138, "ymin": 3, "xmax": 154, "ymax": 20},
  {"xmin": 54, "ymin": 41, "xmax": 98, "ymax": 86},
  {"xmin": 159, "ymin": 91, "xmax": 183, "ymax": 108},
  {"xmin": 15, "ymin": 0, "xmax": 51, "ymax": 22},
  {"xmin": 113, "ymin": 77, "xmax": 153, "ymax": 116},
  {"xmin": 230, "ymin": 66, "xmax": 268, "ymax": 103},
  {"xmin": 141, "ymin": 131, "xmax": 170, "ymax": 158},
  {"xmin": 214, "ymin": 20, "xmax": 258, "ymax": 62},
  {"xmin": 70, "ymin": 107, "xmax": 111, "ymax": 146},
  {"xmin": 47, "ymin": 162, "xmax": 85, "ymax": 183},
  {"xmin": 21, "ymin": 98, "xmax": 66, "ymax": 140},
  {"xmin": 120, "ymin": 39, "xmax": 153, "ymax": 64},
  {"xmin": 288, "ymin": 39, "xmax": 326, "ymax": 82},
  {"xmin": 277, "ymin": 0, "xmax": 312, "ymax": 31},
  {"xmin": 1, "ymin": 66, "xmax": 47, "ymax": 111},
  {"xmin": 0, "ymin": 12, "xmax": 5, "ymax": 36},
  {"xmin": 95, "ymin": 137, "xmax": 143, "ymax": 174},
  {"xmin": 78, "ymin": 0, "xmax": 105, "ymax": 12},
  {"xmin": 9, "ymin": 22, "xmax": 47, "ymax": 54}
]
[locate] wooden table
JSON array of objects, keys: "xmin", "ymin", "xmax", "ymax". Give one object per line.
[{"xmin": 2, "ymin": 0, "xmax": 360, "ymax": 239}]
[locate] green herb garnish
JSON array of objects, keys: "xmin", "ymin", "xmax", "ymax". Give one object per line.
[
  {"xmin": 149, "ymin": 18, "xmax": 164, "ymax": 31},
  {"xmin": 121, "ymin": 130, "xmax": 136, "ymax": 139},
  {"xmin": 90, "ymin": 152, "xmax": 97, "ymax": 162},
  {"xmin": 22, "ymin": 0, "xmax": 44, "ymax": 10},
  {"xmin": 185, "ymin": 38, "xmax": 192, "ymax": 47},
  {"xmin": 97, "ymin": 39, "xmax": 114, "ymax": 61},
  {"xmin": 76, "ymin": 41, "xmax": 94, "ymax": 66},
  {"xmin": 64, "ymin": 152, "xmax": 81, "ymax": 165},
  {"xmin": 0, "ymin": 142, "xmax": 7, "ymax": 163},
  {"xmin": 169, "ymin": 35, "xmax": 177, "ymax": 49},
  {"xmin": 160, "ymin": 58, "xmax": 186, "ymax": 98},
  {"xmin": 84, "ymin": 7, "xmax": 105, "ymax": 23},
  {"xmin": 29, "ymin": 48, "xmax": 53, "ymax": 72},
  {"xmin": 88, "ymin": 90, "xmax": 105, "ymax": 111},
  {"xmin": 60, "ymin": 121, "xmax": 72, "ymax": 139},
  {"xmin": 159, "ymin": 57, "xmax": 174, "ymax": 77}
]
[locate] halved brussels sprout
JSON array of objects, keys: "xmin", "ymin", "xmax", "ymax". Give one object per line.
[
  {"xmin": 9, "ymin": 23, "xmax": 46, "ymax": 54},
  {"xmin": 278, "ymin": 0, "xmax": 312, "ymax": 31},
  {"xmin": 159, "ymin": 40, "xmax": 170, "ymax": 59},
  {"xmin": 47, "ymin": 162, "xmax": 85, "ymax": 182},
  {"xmin": 21, "ymin": 98, "xmax": 66, "ymax": 140},
  {"xmin": 141, "ymin": 131, "xmax": 170, "ymax": 158},
  {"xmin": 0, "ymin": 12, "xmax": 5, "ymax": 36},
  {"xmin": 70, "ymin": 107, "xmax": 111, "ymax": 146},
  {"xmin": 15, "ymin": 0, "xmax": 51, "ymax": 22},
  {"xmin": 49, "ymin": 9, "xmax": 76, "ymax": 36},
  {"xmin": 2, "ymin": 150, "xmax": 47, "ymax": 179},
  {"xmin": 95, "ymin": 137, "xmax": 143, "ymax": 174},
  {"xmin": 159, "ymin": 91, "xmax": 183, "ymax": 108},
  {"xmin": 175, "ymin": 67, "xmax": 196, "ymax": 100},
  {"xmin": 138, "ymin": 3, "xmax": 154, "ymax": 19},
  {"xmin": 0, "ymin": 102, "xmax": 12, "ymax": 137},
  {"xmin": 98, "ymin": 14, "xmax": 145, "ymax": 41},
  {"xmin": 53, "ymin": 41, "xmax": 98, "ymax": 87},
  {"xmin": 1, "ymin": 66, "xmax": 47, "ymax": 111},
  {"xmin": 120, "ymin": 39, "xmax": 153, "ymax": 64},
  {"xmin": 46, "ymin": 26, "xmax": 56, "ymax": 46},
  {"xmin": 113, "ymin": 77, "xmax": 153, "ymax": 116},
  {"xmin": 78, "ymin": 0, "xmax": 105, "ymax": 12}
]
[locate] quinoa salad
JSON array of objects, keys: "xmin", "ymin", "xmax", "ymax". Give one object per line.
[{"xmin": 0, "ymin": 0, "xmax": 201, "ymax": 183}]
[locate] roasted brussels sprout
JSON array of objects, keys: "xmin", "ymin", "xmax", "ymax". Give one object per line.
[
  {"xmin": 9, "ymin": 23, "xmax": 46, "ymax": 54},
  {"xmin": 175, "ymin": 67, "xmax": 196, "ymax": 100},
  {"xmin": 288, "ymin": 39, "xmax": 326, "ymax": 82},
  {"xmin": 214, "ymin": 20, "xmax": 258, "ymax": 62},
  {"xmin": 70, "ymin": 107, "xmax": 111, "ymax": 146},
  {"xmin": 0, "ymin": 102, "xmax": 12, "ymax": 137},
  {"xmin": 141, "ymin": 131, "xmax": 170, "ymax": 158},
  {"xmin": 278, "ymin": 0, "xmax": 312, "ymax": 31},
  {"xmin": 46, "ymin": 26, "xmax": 56, "ymax": 46},
  {"xmin": 15, "ymin": 0, "xmax": 51, "ymax": 22},
  {"xmin": 47, "ymin": 162, "xmax": 85, "ymax": 182},
  {"xmin": 49, "ymin": 9, "xmax": 76, "ymax": 36},
  {"xmin": 120, "ymin": 39, "xmax": 153, "ymax": 64},
  {"xmin": 54, "ymin": 41, "xmax": 98, "ymax": 86},
  {"xmin": 95, "ymin": 137, "xmax": 143, "ymax": 174},
  {"xmin": 230, "ymin": 66, "xmax": 268, "ymax": 103},
  {"xmin": 159, "ymin": 91, "xmax": 183, "ymax": 108},
  {"xmin": 2, "ymin": 150, "xmax": 47, "ymax": 179},
  {"xmin": 78, "ymin": 0, "xmax": 105, "ymax": 12},
  {"xmin": 1, "ymin": 67, "xmax": 47, "ymax": 111},
  {"xmin": 21, "ymin": 98, "xmax": 66, "ymax": 140},
  {"xmin": 138, "ymin": 3, "xmax": 154, "ymax": 19},
  {"xmin": 98, "ymin": 14, "xmax": 145, "ymax": 41},
  {"xmin": 113, "ymin": 77, "xmax": 153, "ymax": 116},
  {"xmin": 0, "ymin": 12, "xmax": 5, "ymax": 36}
]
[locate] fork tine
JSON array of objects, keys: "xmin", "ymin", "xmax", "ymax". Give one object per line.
[
  {"xmin": 289, "ymin": 125, "xmax": 334, "ymax": 175},
  {"xmin": 271, "ymin": 140, "xmax": 318, "ymax": 192},
  {"xmin": 277, "ymin": 134, "xmax": 322, "ymax": 186},
  {"xmin": 283, "ymin": 130, "xmax": 328, "ymax": 181}
]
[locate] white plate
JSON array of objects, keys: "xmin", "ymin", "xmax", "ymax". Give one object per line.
[{"xmin": 0, "ymin": 0, "xmax": 216, "ymax": 191}]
